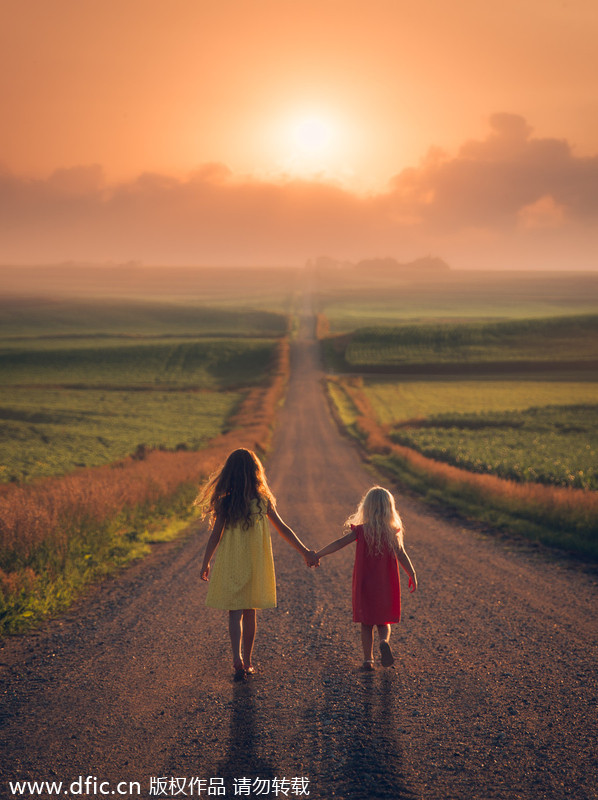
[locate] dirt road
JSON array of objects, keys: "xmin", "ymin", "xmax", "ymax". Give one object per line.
[{"xmin": 1, "ymin": 306, "xmax": 597, "ymax": 800}]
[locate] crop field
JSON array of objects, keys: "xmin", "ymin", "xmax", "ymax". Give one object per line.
[
  {"xmin": 0, "ymin": 295, "xmax": 286, "ymax": 485},
  {"xmin": 330, "ymin": 310, "xmax": 598, "ymax": 497},
  {"xmin": 0, "ymin": 338, "xmax": 278, "ymax": 389},
  {"xmin": 0, "ymin": 296, "xmax": 289, "ymax": 340},
  {"xmin": 0, "ymin": 386, "xmax": 240, "ymax": 483},
  {"xmin": 361, "ymin": 377, "xmax": 598, "ymax": 423},
  {"xmin": 390, "ymin": 405, "xmax": 598, "ymax": 490},
  {"xmin": 0, "ymin": 337, "xmax": 277, "ymax": 483},
  {"xmin": 340, "ymin": 315, "xmax": 598, "ymax": 369},
  {"xmin": 362, "ymin": 377, "xmax": 598, "ymax": 490},
  {"xmin": 314, "ymin": 270, "xmax": 598, "ymax": 332}
]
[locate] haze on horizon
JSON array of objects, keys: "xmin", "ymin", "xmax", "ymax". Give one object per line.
[{"xmin": 1, "ymin": 0, "xmax": 597, "ymax": 271}]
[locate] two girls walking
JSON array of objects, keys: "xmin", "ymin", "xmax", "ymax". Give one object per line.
[{"xmin": 198, "ymin": 448, "xmax": 417, "ymax": 679}]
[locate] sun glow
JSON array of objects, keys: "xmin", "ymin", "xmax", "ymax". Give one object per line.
[
  {"xmin": 293, "ymin": 116, "xmax": 334, "ymax": 153},
  {"xmin": 261, "ymin": 107, "xmax": 364, "ymax": 188}
]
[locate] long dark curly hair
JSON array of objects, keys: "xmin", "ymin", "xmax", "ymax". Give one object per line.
[{"xmin": 195, "ymin": 448, "xmax": 276, "ymax": 529}]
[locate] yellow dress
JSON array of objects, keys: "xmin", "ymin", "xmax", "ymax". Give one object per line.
[{"xmin": 205, "ymin": 498, "xmax": 277, "ymax": 610}]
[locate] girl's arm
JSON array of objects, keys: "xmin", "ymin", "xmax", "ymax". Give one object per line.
[
  {"xmin": 396, "ymin": 545, "xmax": 418, "ymax": 592},
  {"xmin": 201, "ymin": 515, "xmax": 225, "ymax": 580},
  {"xmin": 316, "ymin": 528, "xmax": 357, "ymax": 559},
  {"xmin": 267, "ymin": 505, "xmax": 319, "ymax": 567}
]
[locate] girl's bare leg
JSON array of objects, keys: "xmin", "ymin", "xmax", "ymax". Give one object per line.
[
  {"xmin": 242, "ymin": 609, "xmax": 257, "ymax": 670},
  {"xmin": 361, "ymin": 624, "xmax": 374, "ymax": 662},
  {"xmin": 228, "ymin": 610, "xmax": 244, "ymax": 669},
  {"xmin": 377, "ymin": 624, "xmax": 391, "ymax": 644},
  {"xmin": 377, "ymin": 624, "xmax": 394, "ymax": 666}
]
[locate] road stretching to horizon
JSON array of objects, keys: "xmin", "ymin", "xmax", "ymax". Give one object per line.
[{"xmin": 1, "ymin": 297, "xmax": 597, "ymax": 800}]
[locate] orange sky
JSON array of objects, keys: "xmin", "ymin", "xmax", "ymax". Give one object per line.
[{"xmin": 1, "ymin": 0, "xmax": 597, "ymax": 269}]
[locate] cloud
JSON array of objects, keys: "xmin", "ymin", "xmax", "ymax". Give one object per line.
[
  {"xmin": 387, "ymin": 113, "xmax": 598, "ymax": 236},
  {"xmin": 518, "ymin": 195, "xmax": 567, "ymax": 230},
  {"xmin": 0, "ymin": 114, "xmax": 597, "ymax": 269},
  {"xmin": 46, "ymin": 165, "xmax": 106, "ymax": 196}
]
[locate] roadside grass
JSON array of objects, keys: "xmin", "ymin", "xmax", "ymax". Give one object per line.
[
  {"xmin": 0, "ymin": 478, "xmax": 199, "ymax": 633},
  {"xmin": 373, "ymin": 450, "xmax": 598, "ymax": 561},
  {"xmin": 326, "ymin": 377, "xmax": 598, "ymax": 561}
]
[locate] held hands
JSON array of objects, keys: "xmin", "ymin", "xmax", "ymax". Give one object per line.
[{"xmin": 304, "ymin": 549, "xmax": 320, "ymax": 568}]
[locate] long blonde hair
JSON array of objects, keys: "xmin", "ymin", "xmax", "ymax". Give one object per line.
[
  {"xmin": 346, "ymin": 486, "xmax": 404, "ymax": 556},
  {"xmin": 194, "ymin": 448, "xmax": 275, "ymax": 529}
]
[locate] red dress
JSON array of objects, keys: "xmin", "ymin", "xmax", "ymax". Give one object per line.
[{"xmin": 351, "ymin": 524, "xmax": 401, "ymax": 625}]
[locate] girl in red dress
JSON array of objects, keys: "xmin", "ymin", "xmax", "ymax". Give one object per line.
[{"xmin": 316, "ymin": 486, "xmax": 417, "ymax": 670}]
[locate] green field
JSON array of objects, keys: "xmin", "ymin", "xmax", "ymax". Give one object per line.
[
  {"xmin": 361, "ymin": 377, "xmax": 598, "ymax": 490},
  {"xmin": 362, "ymin": 377, "xmax": 598, "ymax": 423},
  {"xmin": 390, "ymin": 405, "xmax": 598, "ymax": 490},
  {"xmin": 340, "ymin": 315, "xmax": 598, "ymax": 369},
  {"xmin": 314, "ymin": 270, "xmax": 598, "ymax": 332},
  {"xmin": 0, "ymin": 338, "xmax": 278, "ymax": 389},
  {"xmin": 0, "ymin": 297, "xmax": 289, "ymax": 340},
  {"xmin": 0, "ymin": 296, "xmax": 285, "ymax": 484},
  {"xmin": 0, "ymin": 386, "xmax": 240, "ymax": 483}
]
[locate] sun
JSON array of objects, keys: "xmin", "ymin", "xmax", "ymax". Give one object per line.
[
  {"xmin": 266, "ymin": 108, "xmax": 358, "ymax": 185},
  {"xmin": 293, "ymin": 116, "xmax": 334, "ymax": 154}
]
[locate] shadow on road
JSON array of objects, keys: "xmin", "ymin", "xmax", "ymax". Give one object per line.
[
  {"xmin": 216, "ymin": 680, "xmax": 276, "ymax": 784},
  {"xmin": 337, "ymin": 670, "xmax": 418, "ymax": 800}
]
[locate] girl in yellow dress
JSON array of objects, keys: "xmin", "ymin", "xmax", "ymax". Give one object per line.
[{"xmin": 197, "ymin": 448, "xmax": 318, "ymax": 680}]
